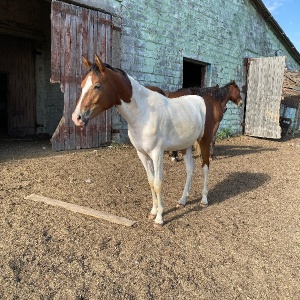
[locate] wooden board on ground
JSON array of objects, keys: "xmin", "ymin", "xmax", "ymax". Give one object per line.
[{"xmin": 25, "ymin": 194, "xmax": 136, "ymax": 227}]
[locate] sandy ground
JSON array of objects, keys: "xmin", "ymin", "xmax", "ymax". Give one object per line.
[{"xmin": 0, "ymin": 134, "xmax": 299, "ymax": 299}]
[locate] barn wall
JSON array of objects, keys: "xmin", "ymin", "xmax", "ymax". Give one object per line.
[
  {"xmin": 119, "ymin": 0, "xmax": 300, "ymax": 135},
  {"xmin": 1, "ymin": 0, "xmax": 299, "ymax": 141}
]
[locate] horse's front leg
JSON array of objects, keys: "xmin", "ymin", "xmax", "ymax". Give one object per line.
[
  {"xmin": 177, "ymin": 146, "xmax": 194, "ymax": 207},
  {"xmin": 136, "ymin": 151, "xmax": 158, "ymax": 219}
]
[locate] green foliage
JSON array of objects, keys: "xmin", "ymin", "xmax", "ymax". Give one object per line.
[{"xmin": 216, "ymin": 127, "xmax": 232, "ymax": 140}]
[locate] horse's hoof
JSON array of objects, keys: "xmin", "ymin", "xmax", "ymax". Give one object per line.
[
  {"xmin": 200, "ymin": 202, "xmax": 208, "ymax": 208},
  {"xmin": 153, "ymin": 222, "xmax": 164, "ymax": 229},
  {"xmin": 176, "ymin": 203, "xmax": 185, "ymax": 209},
  {"xmin": 148, "ymin": 214, "xmax": 156, "ymax": 220}
]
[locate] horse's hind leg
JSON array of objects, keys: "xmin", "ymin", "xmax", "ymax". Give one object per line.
[
  {"xmin": 199, "ymin": 138, "xmax": 210, "ymax": 207},
  {"xmin": 177, "ymin": 146, "xmax": 194, "ymax": 207}
]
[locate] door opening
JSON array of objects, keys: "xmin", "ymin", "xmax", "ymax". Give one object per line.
[
  {"xmin": 183, "ymin": 58, "xmax": 207, "ymax": 88},
  {"xmin": 0, "ymin": 73, "xmax": 8, "ymax": 137}
]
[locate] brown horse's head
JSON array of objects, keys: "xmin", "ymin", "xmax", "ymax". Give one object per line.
[
  {"xmin": 228, "ymin": 81, "xmax": 243, "ymax": 107},
  {"xmin": 72, "ymin": 54, "xmax": 132, "ymax": 127}
]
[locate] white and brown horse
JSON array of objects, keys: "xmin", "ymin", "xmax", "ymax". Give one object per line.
[
  {"xmin": 72, "ymin": 54, "xmax": 214, "ymax": 227},
  {"xmin": 147, "ymin": 82, "xmax": 243, "ymax": 159}
]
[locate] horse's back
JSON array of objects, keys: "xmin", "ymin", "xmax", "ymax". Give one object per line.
[{"xmin": 160, "ymin": 95, "xmax": 207, "ymax": 150}]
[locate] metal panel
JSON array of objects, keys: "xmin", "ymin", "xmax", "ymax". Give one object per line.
[
  {"xmin": 0, "ymin": 35, "xmax": 35, "ymax": 136},
  {"xmin": 245, "ymin": 56, "xmax": 286, "ymax": 139},
  {"xmin": 50, "ymin": 1, "xmax": 112, "ymax": 151}
]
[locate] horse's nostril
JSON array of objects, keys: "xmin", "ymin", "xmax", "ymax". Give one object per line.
[{"xmin": 78, "ymin": 115, "xmax": 82, "ymax": 121}]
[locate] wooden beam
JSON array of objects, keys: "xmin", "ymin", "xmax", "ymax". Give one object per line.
[{"xmin": 25, "ymin": 194, "xmax": 136, "ymax": 227}]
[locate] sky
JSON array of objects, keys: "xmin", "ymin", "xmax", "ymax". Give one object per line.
[{"xmin": 261, "ymin": 0, "xmax": 300, "ymax": 53}]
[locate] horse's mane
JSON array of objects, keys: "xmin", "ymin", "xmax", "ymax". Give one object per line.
[
  {"xmin": 89, "ymin": 63, "xmax": 128, "ymax": 78},
  {"xmin": 212, "ymin": 81, "xmax": 237, "ymax": 101},
  {"xmin": 197, "ymin": 86, "xmax": 218, "ymax": 96},
  {"xmin": 174, "ymin": 85, "xmax": 217, "ymax": 96}
]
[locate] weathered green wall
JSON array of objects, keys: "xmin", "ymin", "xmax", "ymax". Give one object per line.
[
  {"xmin": 71, "ymin": 0, "xmax": 300, "ymax": 139},
  {"xmin": 119, "ymin": 0, "xmax": 300, "ymax": 135}
]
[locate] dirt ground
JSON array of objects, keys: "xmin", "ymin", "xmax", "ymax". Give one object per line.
[{"xmin": 0, "ymin": 134, "xmax": 299, "ymax": 300}]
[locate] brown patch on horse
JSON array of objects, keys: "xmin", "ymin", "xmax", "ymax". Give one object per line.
[{"xmin": 145, "ymin": 85, "xmax": 167, "ymax": 96}]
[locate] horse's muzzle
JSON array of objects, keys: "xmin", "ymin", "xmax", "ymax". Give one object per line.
[{"xmin": 72, "ymin": 112, "xmax": 89, "ymax": 126}]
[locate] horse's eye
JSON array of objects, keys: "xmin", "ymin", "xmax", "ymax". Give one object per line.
[{"xmin": 94, "ymin": 84, "xmax": 101, "ymax": 90}]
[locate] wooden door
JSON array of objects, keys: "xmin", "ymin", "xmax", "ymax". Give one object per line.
[
  {"xmin": 51, "ymin": 1, "xmax": 113, "ymax": 151},
  {"xmin": 244, "ymin": 56, "xmax": 286, "ymax": 139},
  {"xmin": 0, "ymin": 35, "xmax": 36, "ymax": 136}
]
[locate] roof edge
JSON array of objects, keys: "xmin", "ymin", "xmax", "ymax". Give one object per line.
[{"xmin": 251, "ymin": 0, "xmax": 300, "ymax": 66}]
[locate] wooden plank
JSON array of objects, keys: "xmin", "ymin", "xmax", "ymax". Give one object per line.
[{"xmin": 25, "ymin": 194, "xmax": 136, "ymax": 227}]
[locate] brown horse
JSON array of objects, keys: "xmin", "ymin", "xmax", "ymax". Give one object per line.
[{"xmin": 203, "ymin": 81, "xmax": 243, "ymax": 157}]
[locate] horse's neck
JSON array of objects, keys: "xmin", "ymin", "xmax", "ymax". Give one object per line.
[
  {"xmin": 116, "ymin": 76, "xmax": 150, "ymax": 125},
  {"xmin": 219, "ymin": 94, "xmax": 230, "ymax": 110},
  {"xmin": 214, "ymin": 88, "xmax": 230, "ymax": 110}
]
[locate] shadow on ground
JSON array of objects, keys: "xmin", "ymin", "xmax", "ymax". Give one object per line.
[
  {"xmin": 164, "ymin": 171, "xmax": 271, "ymax": 224},
  {"xmin": 214, "ymin": 145, "xmax": 278, "ymax": 158}
]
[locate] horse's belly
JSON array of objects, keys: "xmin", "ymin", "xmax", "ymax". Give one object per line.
[{"xmin": 163, "ymin": 127, "xmax": 202, "ymax": 151}]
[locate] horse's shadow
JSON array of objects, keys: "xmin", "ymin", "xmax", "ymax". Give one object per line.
[
  {"xmin": 214, "ymin": 145, "xmax": 278, "ymax": 158},
  {"xmin": 164, "ymin": 171, "xmax": 271, "ymax": 224}
]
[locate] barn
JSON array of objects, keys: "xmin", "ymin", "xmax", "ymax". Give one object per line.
[{"xmin": 0, "ymin": 0, "xmax": 299, "ymax": 150}]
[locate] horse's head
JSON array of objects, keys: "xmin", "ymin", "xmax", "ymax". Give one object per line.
[
  {"xmin": 228, "ymin": 81, "xmax": 243, "ymax": 107},
  {"xmin": 72, "ymin": 54, "xmax": 131, "ymax": 127}
]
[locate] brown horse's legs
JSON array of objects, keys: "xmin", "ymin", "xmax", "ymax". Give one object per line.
[
  {"xmin": 169, "ymin": 150, "xmax": 179, "ymax": 162},
  {"xmin": 210, "ymin": 122, "xmax": 220, "ymax": 159}
]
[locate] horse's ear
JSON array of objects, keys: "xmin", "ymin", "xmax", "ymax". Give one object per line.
[
  {"xmin": 95, "ymin": 54, "xmax": 106, "ymax": 74},
  {"xmin": 82, "ymin": 56, "xmax": 91, "ymax": 69}
]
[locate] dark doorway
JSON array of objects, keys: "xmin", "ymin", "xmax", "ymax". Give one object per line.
[
  {"xmin": 0, "ymin": 73, "xmax": 8, "ymax": 137},
  {"xmin": 0, "ymin": 35, "xmax": 36, "ymax": 136},
  {"xmin": 182, "ymin": 58, "xmax": 207, "ymax": 88}
]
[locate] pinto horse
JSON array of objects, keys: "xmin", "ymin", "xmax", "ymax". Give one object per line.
[
  {"xmin": 72, "ymin": 54, "xmax": 214, "ymax": 227},
  {"xmin": 148, "ymin": 82, "xmax": 243, "ymax": 159},
  {"xmin": 147, "ymin": 84, "xmax": 219, "ymax": 161}
]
